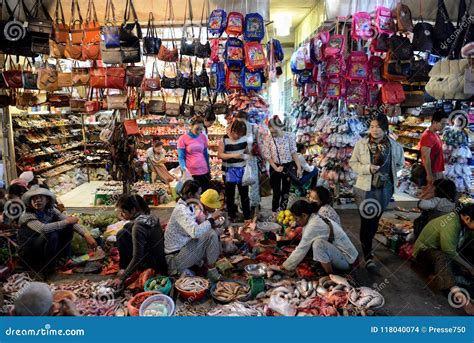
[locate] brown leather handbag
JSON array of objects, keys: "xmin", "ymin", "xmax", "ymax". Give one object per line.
[
  {"xmin": 85, "ymin": 89, "xmax": 102, "ymax": 113},
  {"xmin": 106, "ymin": 67, "xmax": 126, "ymax": 89},
  {"xmin": 69, "ymin": 0, "xmax": 83, "ymax": 44},
  {"xmin": 65, "ymin": 42, "xmax": 83, "ymax": 60},
  {"xmin": 142, "ymin": 61, "xmax": 161, "ymax": 91},
  {"xmin": 90, "ymin": 67, "xmax": 107, "ymax": 88},
  {"xmin": 3, "ymin": 58, "xmax": 23, "ymax": 89},
  {"xmin": 49, "ymin": 39, "xmax": 66, "ymax": 58},
  {"xmin": 158, "ymin": 0, "xmax": 179, "ymax": 62},
  {"xmin": 72, "ymin": 67, "xmax": 90, "ymax": 86},
  {"xmin": 37, "ymin": 64, "xmax": 59, "ymax": 91},
  {"xmin": 126, "ymin": 66, "xmax": 145, "ymax": 87},
  {"xmin": 57, "ymin": 70, "xmax": 73, "ymax": 88},
  {"xmin": 70, "ymin": 98, "xmax": 86, "ymax": 112},
  {"xmin": 107, "ymin": 93, "xmax": 128, "ymax": 110},
  {"xmin": 53, "ymin": 0, "xmax": 68, "ymax": 43},
  {"xmin": 82, "ymin": 43, "xmax": 101, "ymax": 61},
  {"xmin": 83, "ymin": 0, "xmax": 100, "ymax": 43}
]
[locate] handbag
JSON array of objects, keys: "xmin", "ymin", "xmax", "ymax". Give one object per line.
[
  {"xmin": 57, "ymin": 64, "xmax": 73, "ymax": 88},
  {"xmin": 412, "ymin": 18, "xmax": 434, "ymax": 52},
  {"xmin": 165, "ymin": 96, "xmax": 180, "ymax": 117},
  {"xmin": 126, "ymin": 66, "xmax": 145, "ymax": 87},
  {"xmin": 28, "ymin": 0, "xmax": 53, "ymax": 36},
  {"xmin": 69, "ymin": 0, "xmax": 83, "ymax": 45},
  {"xmin": 142, "ymin": 61, "xmax": 161, "ymax": 91},
  {"xmin": 381, "ymin": 82, "xmax": 406, "ymax": 104},
  {"xmin": 181, "ymin": 0, "xmax": 196, "ymax": 56},
  {"xmin": 49, "ymin": 39, "xmax": 66, "ymax": 58},
  {"xmin": 148, "ymin": 92, "xmax": 166, "ymax": 115},
  {"xmin": 195, "ymin": 0, "xmax": 211, "ymax": 58},
  {"xmin": 85, "ymin": 89, "xmax": 102, "ymax": 114},
  {"xmin": 102, "ymin": 0, "xmax": 120, "ymax": 48},
  {"xmin": 433, "ymin": 0, "xmax": 455, "ymax": 57},
  {"xmin": 107, "ymin": 93, "xmax": 128, "ymax": 110},
  {"xmin": 161, "ymin": 63, "xmax": 178, "ymax": 89},
  {"xmin": 194, "ymin": 62, "xmax": 210, "ymax": 88},
  {"xmin": 100, "ymin": 41, "xmax": 122, "ymax": 64},
  {"xmin": 393, "ymin": 3, "xmax": 413, "ymax": 32},
  {"xmin": 22, "ymin": 60, "xmax": 38, "ymax": 90},
  {"xmin": 70, "ymin": 98, "xmax": 86, "ymax": 112},
  {"xmin": 82, "ymin": 41, "xmax": 101, "ymax": 61},
  {"xmin": 180, "ymin": 89, "xmax": 195, "ymax": 117},
  {"xmin": 121, "ymin": 46, "xmax": 141, "ymax": 64},
  {"xmin": 408, "ymin": 58, "xmax": 431, "ymax": 83},
  {"xmin": 3, "ymin": 63, "xmax": 23, "ymax": 89},
  {"xmin": 37, "ymin": 64, "xmax": 58, "ymax": 91},
  {"xmin": 53, "ymin": 0, "xmax": 68, "ymax": 43},
  {"xmin": 158, "ymin": 0, "xmax": 179, "ymax": 62},
  {"xmin": 143, "ymin": 12, "xmax": 161, "ymax": 55},
  {"xmin": 16, "ymin": 92, "xmax": 39, "ymax": 109},
  {"xmin": 465, "ymin": 62, "xmax": 474, "ymax": 95},
  {"xmin": 90, "ymin": 67, "xmax": 107, "ymax": 88},
  {"xmin": 123, "ymin": 118, "xmax": 139, "ymax": 136},
  {"xmin": 72, "ymin": 66, "xmax": 90, "ymax": 86},
  {"xmin": 106, "ymin": 67, "xmax": 126, "ymax": 89},
  {"xmin": 425, "ymin": 59, "xmax": 470, "ymax": 100},
  {"xmin": 83, "ymin": 0, "xmax": 100, "ymax": 43},
  {"xmin": 48, "ymin": 93, "xmax": 70, "ymax": 107},
  {"xmin": 119, "ymin": 0, "xmax": 142, "ymax": 62}
]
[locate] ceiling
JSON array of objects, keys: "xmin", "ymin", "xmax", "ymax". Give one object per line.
[{"xmin": 269, "ymin": 0, "xmax": 319, "ymax": 28}]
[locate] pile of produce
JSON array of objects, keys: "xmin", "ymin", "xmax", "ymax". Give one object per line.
[
  {"xmin": 276, "ymin": 210, "xmax": 295, "ymax": 227},
  {"xmin": 175, "ymin": 277, "xmax": 209, "ymax": 293},
  {"xmin": 212, "ymin": 281, "xmax": 249, "ymax": 303}
]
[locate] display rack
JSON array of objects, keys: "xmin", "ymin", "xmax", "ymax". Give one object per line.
[{"xmin": 82, "ymin": 113, "xmax": 112, "ymax": 182}]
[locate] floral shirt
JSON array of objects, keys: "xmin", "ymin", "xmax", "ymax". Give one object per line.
[
  {"xmin": 318, "ymin": 205, "xmax": 341, "ymax": 225},
  {"xmin": 262, "ymin": 132, "xmax": 297, "ymax": 164}
]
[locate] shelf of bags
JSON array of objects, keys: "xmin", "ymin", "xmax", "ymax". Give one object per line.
[
  {"xmin": 43, "ymin": 163, "xmax": 81, "ymax": 178},
  {"xmin": 21, "ymin": 143, "xmax": 84, "ymax": 159}
]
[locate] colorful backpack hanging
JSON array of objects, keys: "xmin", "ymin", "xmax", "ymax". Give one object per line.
[
  {"xmin": 304, "ymin": 42, "xmax": 313, "ymax": 69},
  {"xmin": 290, "ymin": 47, "xmax": 306, "ymax": 74},
  {"xmin": 367, "ymin": 84, "xmax": 380, "ymax": 106},
  {"xmin": 352, "ymin": 12, "xmax": 374, "ymax": 40},
  {"xmin": 375, "ymin": 6, "xmax": 395, "ymax": 35},
  {"xmin": 241, "ymin": 68, "xmax": 264, "ymax": 92},
  {"xmin": 346, "ymin": 51, "xmax": 368, "ymax": 81},
  {"xmin": 370, "ymin": 33, "xmax": 390, "ymax": 53},
  {"xmin": 346, "ymin": 82, "xmax": 367, "ymax": 104},
  {"xmin": 310, "ymin": 32, "xmax": 329, "ymax": 63},
  {"xmin": 244, "ymin": 13, "xmax": 264, "ymax": 41},
  {"xmin": 210, "ymin": 62, "xmax": 226, "ymax": 92},
  {"xmin": 225, "ymin": 69, "xmax": 242, "ymax": 90},
  {"xmin": 326, "ymin": 56, "xmax": 344, "ymax": 77},
  {"xmin": 297, "ymin": 70, "xmax": 312, "ymax": 85},
  {"xmin": 226, "ymin": 12, "xmax": 244, "ymax": 36},
  {"xmin": 267, "ymin": 39, "xmax": 284, "ymax": 63},
  {"xmin": 208, "ymin": 9, "xmax": 227, "ymax": 36},
  {"xmin": 325, "ymin": 77, "xmax": 343, "ymax": 99},
  {"xmin": 368, "ymin": 56, "xmax": 384, "ymax": 84},
  {"xmin": 324, "ymin": 34, "xmax": 345, "ymax": 57},
  {"xmin": 224, "ymin": 37, "xmax": 244, "ymax": 69},
  {"xmin": 244, "ymin": 41, "xmax": 267, "ymax": 70},
  {"xmin": 305, "ymin": 82, "xmax": 320, "ymax": 97}
]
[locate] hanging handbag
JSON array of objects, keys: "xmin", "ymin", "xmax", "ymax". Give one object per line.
[
  {"xmin": 106, "ymin": 67, "xmax": 126, "ymax": 89},
  {"xmin": 22, "ymin": 59, "xmax": 38, "ymax": 90},
  {"xmin": 85, "ymin": 89, "xmax": 102, "ymax": 113},
  {"xmin": 123, "ymin": 117, "xmax": 139, "ymax": 136},
  {"xmin": 100, "ymin": 41, "xmax": 122, "ymax": 64},
  {"xmin": 28, "ymin": 0, "xmax": 53, "ymax": 36},
  {"xmin": 3, "ymin": 58, "xmax": 23, "ymax": 89},
  {"xmin": 412, "ymin": 16, "xmax": 434, "ymax": 52},
  {"xmin": 90, "ymin": 67, "xmax": 107, "ymax": 88},
  {"xmin": 48, "ymin": 94, "xmax": 70, "ymax": 107},
  {"xmin": 148, "ymin": 91, "xmax": 167, "ymax": 115},
  {"xmin": 65, "ymin": 0, "xmax": 83, "ymax": 60},
  {"xmin": 389, "ymin": 35, "xmax": 413, "ymax": 61},
  {"xmin": 178, "ymin": 58, "xmax": 195, "ymax": 89},
  {"xmin": 142, "ymin": 61, "xmax": 161, "ymax": 91},
  {"xmin": 53, "ymin": 0, "xmax": 68, "ymax": 43},
  {"xmin": 83, "ymin": 0, "xmax": 100, "ymax": 43},
  {"xmin": 180, "ymin": 89, "xmax": 195, "ymax": 117},
  {"xmin": 102, "ymin": 0, "xmax": 120, "ymax": 48},
  {"xmin": 16, "ymin": 92, "xmax": 39, "ymax": 110},
  {"xmin": 381, "ymin": 82, "xmax": 406, "ymax": 104},
  {"xmin": 57, "ymin": 64, "xmax": 73, "ymax": 88},
  {"xmin": 70, "ymin": 98, "xmax": 86, "ymax": 112},
  {"xmin": 126, "ymin": 66, "xmax": 145, "ymax": 87},
  {"xmin": 37, "ymin": 64, "xmax": 58, "ymax": 91},
  {"xmin": 180, "ymin": 0, "xmax": 196, "ymax": 56},
  {"xmin": 3, "ymin": 0, "xmax": 35, "ymax": 57},
  {"xmin": 143, "ymin": 12, "xmax": 161, "ymax": 55},
  {"xmin": 165, "ymin": 101, "xmax": 180, "ymax": 117},
  {"xmin": 158, "ymin": 0, "xmax": 179, "ymax": 62},
  {"xmin": 433, "ymin": 0, "xmax": 455, "ymax": 57},
  {"xmin": 194, "ymin": 62, "xmax": 210, "ymax": 88},
  {"xmin": 393, "ymin": 3, "xmax": 413, "ymax": 32},
  {"xmin": 212, "ymin": 93, "xmax": 228, "ymax": 115},
  {"xmin": 426, "ymin": 59, "xmax": 470, "ymax": 100},
  {"xmin": 408, "ymin": 58, "xmax": 431, "ymax": 83},
  {"xmin": 107, "ymin": 93, "xmax": 128, "ymax": 110},
  {"xmin": 72, "ymin": 66, "xmax": 90, "ymax": 86},
  {"xmin": 50, "ymin": 38, "xmax": 66, "ymax": 58},
  {"xmin": 120, "ymin": 0, "xmax": 141, "ymax": 63},
  {"xmin": 195, "ymin": 0, "xmax": 211, "ymax": 58},
  {"xmin": 161, "ymin": 63, "xmax": 178, "ymax": 89}
]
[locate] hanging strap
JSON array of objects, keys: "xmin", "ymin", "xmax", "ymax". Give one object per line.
[
  {"xmin": 168, "ymin": 0, "xmax": 176, "ymax": 48},
  {"xmin": 319, "ymin": 216, "xmax": 335, "ymax": 244},
  {"xmin": 31, "ymin": 0, "xmax": 53, "ymax": 21},
  {"xmin": 70, "ymin": 0, "xmax": 83, "ymax": 26},
  {"xmin": 85, "ymin": 0, "xmax": 98, "ymax": 24},
  {"xmin": 146, "ymin": 12, "xmax": 157, "ymax": 39},
  {"xmin": 55, "ymin": 0, "xmax": 66, "ymax": 24}
]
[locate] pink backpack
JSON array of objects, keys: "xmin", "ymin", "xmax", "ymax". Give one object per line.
[
  {"xmin": 346, "ymin": 82, "xmax": 367, "ymax": 104},
  {"xmin": 326, "ymin": 56, "xmax": 345, "ymax": 77},
  {"xmin": 305, "ymin": 82, "xmax": 319, "ymax": 97},
  {"xmin": 367, "ymin": 84, "xmax": 380, "ymax": 106},
  {"xmin": 346, "ymin": 51, "xmax": 368, "ymax": 81},
  {"xmin": 310, "ymin": 31, "xmax": 330, "ymax": 63},
  {"xmin": 325, "ymin": 77, "xmax": 344, "ymax": 99},
  {"xmin": 375, "ymin": 6, "xmax": 395, "ymax": 35},
  {"xmin": 304, "ymin": 42, "xmax": 313, "ymax": 69},
  {"xmin": 352, "ymin": 12, "xmax": 374, "ymax": 40},
  {"xmin": 324, "ymin": 34, "xmax": 345, "ymax": 57},
  {"xmin": 368, "ymin": 56, "xmax": 384, "ymax": 84}
]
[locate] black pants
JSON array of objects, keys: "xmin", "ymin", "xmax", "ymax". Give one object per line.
[
  {"xmin": 19, "ymin": 226, "xmax": 74, "ymax": 272},
  {"xmin": 225, "ymin": 182, "xmax": 251, "ymax": 220},
  {"xmin": 270, "ymin": 166, "xmax": 292, "ymax": 212},
  {"xmin": 116, "ymin": 223, "xmax": 168, "ymax": 275},
  {"xmin": 359, "ymin": 214, "xmax": 382, "ymax": 261},
  {"xmin": 192, "ymin": 172, "xmax": 211, "ymax": 191},
  {"xmin": 416, "ymin": 249, "xmax": 456, "ymax": 290}
]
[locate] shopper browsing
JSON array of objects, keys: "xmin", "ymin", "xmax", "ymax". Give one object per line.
[
  {"xmin": 177, "ymin": 117, "xmax": 211, "ymax": 191},
  {"xmin": 112, "ymin": 195, "xmax": 168, "ymax": 288},
  {"xmin": 262, "ymin": 115, "xmax": 302, "ymax": 214},
  {"xmin": 281, "ymin": 200, "xmax": 358, "ymax": 274},
  {"xmin": 146, "ymin": 140, "xmax": 177, "ymax": 187},
  {"xmin": 296, "ymin": 144, "xmax": 319, "ymax": 195},
  {"xmin": 419, "ymin": 109, "xmax": 449, "ymax": 198},
  {"xmin": 164, "ymin": 180, "xmax": 222, "ymax": 281},
  {"xmin": 17, "ymin": 186, "xmax": 97, "ymax": 277},
  {"xmin": 308, "ymin": 186, "xmax": 341, "ymax": 225},
  {"xmin": 218, "ymin": 120, "xmax": 252, "ymax": 225},
  {"xmin": 413, "ymin": 204, "xmax": 474, "ymax": 315},
  {"xmin": 349, "ymin": 113, "xmax": 404, "ymax": 271}
]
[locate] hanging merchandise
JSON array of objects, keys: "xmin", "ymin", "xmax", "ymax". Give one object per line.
[
  {"xmin": 143, "ymin": 13, "xmax": 161, "ymax": 55},
  {"xmin": 180, "ymin": 89, "xmax": 195, "ymax": 117},
  {"xmin": 370, "ymin": 33, "xmax": 389, "ymax": 53},
  {"xmin": 245, "ymin": 41, "xmax": 267, "ymax": 71},
  {"xmin": 367, "ymin": 84, "xmax": 380, "ymax": 106},
  {"xmin": 208, "ymin": 9, "xmax": 227, "ymax": 37},
  {"xmin": 126, "ymin": 66, "xmax": 145, "ymax": 87},
  {"xmin": 195, "ymin": 0, "xmax": 211, "ymax": 58},
  {"xmin": 433, "ymin": 0, "xmax": 455, "ymax": 57},
  {"xmin": 224, "ymin": 37, "xmax": 244, "ymax": 69},
  {"xmin": 296, "ymin": 70, "xmax": 312, "ymax": 85},
  {"xmin": 389, "ymin": 34, "xmax": 414, "ymax": 61},
  {"xmin": 22, "ymin": 59, "xmax": 38, "ymax": 90},
  {"xmin": 325, "ymin": 78, "xmax": 343, "ymax": 99},
  {"xmin": 383, "ymin": 51, "xmax": 411, "ymax": 82},
  {"xmin": 107, "ymin": 93, "xmax": 128, "ymax": 110},
  {"xmin": 381, "ymin": 81, "xmax": 405, "ymax": 104},
  {"xmin": 148, "ymin": 92, "xmax": 166, "ymax": 115},
  {"xmin": 465, "ymin": 59, "xmax": 474, "ymax": 95},
  {"xmin": 226, "ymin": 12, "xmax": 244, "ymax": 36},
  {"xmin": 37, "ymin": 63, "xmax": 59, "ymax": 91},
  {"xmin": 444, "ymin": 126, "xmax": 472, "ymax": 193},
  {"xmin": 375, "ymin": 6, "xmax": 395, "ymax": 35},
  {"xmin": 412, "ymin": 19, "xmax": 434, "ymax": 52},
  {"xmin": 3, "ymin": 57, "xmax": 23, "ymax": 89},
  {"xmin": 324, "ymin": 34, "xmax": 345, "ymax": 57},
  {"xmin": 177, "ymin": 59, "xmax": 195, "ymax": 90},
  {"xmin": 346, "ymin": 51, "xmax": 368, "ymax": 81},
  {"xmin": 290, "ymin": 46, "xmax": 307, "ymax": 74},
  {"xmin": 142, "ymin": 61, "xmax": 161, "ymax": 91},
  {"xmin": 267, "ymin": 39, "xmax": 284, "ymax": 63},
  {"xmin": 194, "ymin": 61, "xmax": 210, "ymax": 89},
  {"xmin": 90, "ymin": 66, "xmax": 107, "ymax": 88},
  {"xmin": 242, "ymin": 67, "xmax": 264, "ymax": 91},
  {"xmin": 352, "ymin": 12, "xmax": 374, "ymax": 40},
  {"xmin": 64, "ymin": 0, "xmax": 83, "ymax": 60},
  {"xmin": 244, "ymin": 13, "xmax": 264, "ymax": 42},
  {"xmin": 368, "ymin": 55, "xmax": 384, "ymax": 84},
  {"xmin": 408, "ymin": 58, "xmax": 431, "ymax": 83},
  {"xmin": 181, "ymin": 0, "xmax": 196, "ymax": 57},
  {"xmin": 4, "ymin": 0, "xmax": 35, "ymax": 57},
  {"xmin": 72, "ymin": 66, "xmax": 90, "ymax": 86},
  {"xmin": 53, "ymin": 0, "xmax": 68, "ymax": 43},
  {"xmin": 225, "ymin": 69, "xmax": 242, "ymax": 90},
  {"xmin": 326, "ymin": 56, "xmax": 344, "ymax": 77},
  {"xmin": 57, "ymin": 64, "xmax": 73, "ymax": 88},
  {"xmin": 304, "ymin": 82, "xmax": 320, "ymax": 97},
  {"xmin": 158, "ymin": 0, "xmax": 179, "ymax": 62},
  {"xmin": 161, "ymin": 63, "xmax": 178, "ymax": 89},
  {"xmin": 82, "ymin": 0, "xmax": 101, "ymax": 61},
  {"xmin": 210, "ymin": 62, "xmax": 226, "ymax": 92},
  {"xmin": 210, "ymin": 38, "xmax": 220, "ymax": 62},
  {"xmin": 119, "ymin": 0, "xmax": 142, "ymax": 63},
  {"xmin": 28, "ymin": 0, "xmax": 54, "ymax": 55},
  {"xmin": 393, "ymin": 2, "xmax": 414, "ymax": 33},
  {"xmin": 85, "ymin": 89, "xmax": 102, "ymax": 113},
  {"xmin": 345, "ymin": 82, "xmax": 367, "ymax": 104},
  {"xmin": 425, "ymin": 59, "xmax": 470, "ymax": 100},
  {"xmin": 101, "ymin": 0, "xmax": 122, "ymax": 64}
]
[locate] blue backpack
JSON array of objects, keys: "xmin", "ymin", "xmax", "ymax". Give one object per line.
[
  {"xmin": 244, "ymin": 13, "xmax": 264, "ymax": 41},
  {"xmin": 210, "ymin": 62, "xmax": 226, "ymax": 92},
  {"xmin": 224, "ymin": 37, "xmax": 244, "ymax": 69},
  {"xmin": 267, "ymin": 39, "xmax": 284, "ymax": 63},
  {"xmin": 241, "ymin": 68, "xmax": 264, "ymax": 92},
  {"xmin": 208, "ymin": 10, "xmax": 227, "ymax": 37}
]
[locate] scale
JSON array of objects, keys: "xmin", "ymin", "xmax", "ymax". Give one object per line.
[{"xmin": 244, "ymin": 264, "xmax": 267, "ymax": 298}]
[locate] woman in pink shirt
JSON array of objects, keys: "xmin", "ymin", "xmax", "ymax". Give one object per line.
[{"xmin": 177, "ymin": 117, "xmax": 211, "ymax": 191}]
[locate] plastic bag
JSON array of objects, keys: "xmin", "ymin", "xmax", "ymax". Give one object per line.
[{"xmin": 242, "ymin": 161, "xmax": 257, "ymax": 186}]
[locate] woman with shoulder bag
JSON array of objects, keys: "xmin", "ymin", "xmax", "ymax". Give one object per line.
[
  {"xmin": 349, "ymin": 113, "xmax": 404, "ymax": 271},
  {"xmin": 262, "ymin": 115, "xmax": 302, "ymax": 214}
]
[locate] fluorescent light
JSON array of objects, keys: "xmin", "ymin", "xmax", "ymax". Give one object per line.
[{"xmin": 273, "ymin": 13, "xmax": 292, "ymax": 37}]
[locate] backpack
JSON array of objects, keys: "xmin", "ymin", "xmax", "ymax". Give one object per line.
[
  {"xmin": 368, "ymin": 56, "xmax": 384, "ymax": 84},
  {"xmin": 310, "ymin": 31, "xmax": 329, "ymax": 63},
  {"xmin": 345, "ymin": 82, "xmax": 367, "ymax": 104},
  {"xmin": 367, "ymin": 84, "xmax": 380, "ymax": 106},
  {"xmin": 381, "ymin": 82, "xmax": 406, "ymax": 104},
  {"xmin": 225, "ymin": 68, "xmax": 242, "ymax": 90},
  {"xmin": 226, "ymin": 12, "xmax": 244, "ymax": 36},
  {"xmin": 324, "ymin": 34, "xmax": 345, "ymax": 57},
  {"xmin": 352, "ymin": 12, "xmax": 374, "ymax": 40},
  {"xmin": 389, "ymin": 35, "xmax": 414, "ymax": 60},
  {"xmin": 305, "ymin": 82, "xmax": 320, "ymax": 97},
  {"xmin": 383, "ymin": 51, "xmax": 411, "ymax": 82},
  {"xmin": 241, "ymin": 68, "xmax": 264, "ymax": 92},
  {"xmin": 290, "ymin": 47, "xmax": 307, "ymax": 74},
  {"xmin": 326, "ymin": 56, "xmax": 344, "ymax": 77},
  {"xmin": 224, "ymin": 37, "xmax": 244, "ymax": 69},
  {"xmin": 412, "ymin": 21, "xmax": 434, "ymax": 52},
  {"xmin": 370, "ymin": 33, "xmax": 390, "ymax": 53},
  {"xmin": 244, "ymin": 13, "xmax": 264, "ymax": 41},
  {"xmin": 267, "ymin": 39, "xmax": 284, "ymax": 63},
  {"xmin": 325, "ymin": 77, "xmax": 344, "ymax": 99},
  {"xmin": 210, "ymin": 62, "xmax": 226, "ymax": 92},
  {"xmin": 346, "ymin": 51, "xmax": 368, "ymax": 81},
  {"xmin": 375, "ymin": 6, "xmax": 395, "ymax": 35},
  {"xmin": 208, "ymin": 9, "xmax": 227, "ymax": 36},
  {"xmin": 244, "ymin": 41, "xmax": 267, "ymax": 70}
]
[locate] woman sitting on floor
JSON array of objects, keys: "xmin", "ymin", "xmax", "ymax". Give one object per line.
[
  {"xmin": 112, "ymin": 195, "xmax": 168, "ymax": 288},
  {"xmin": 17, "ymin": 186, "xmax": 97, "ymax": 277},
  {"xmin": 282, "ymin": 200, "xmax": 358, "ymax": 274},
  {"xmin": 164, "ymin": 180, "xmax": 223, "ymax": 281}
]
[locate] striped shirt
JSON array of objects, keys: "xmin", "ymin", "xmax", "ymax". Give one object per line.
[
  {"xmin": 19, "ymin": 208, "xmax": 86, "ymax": 236},
  {"xmin": 222, "ymin": 135, "xmax": 248, "ymax": 171}
]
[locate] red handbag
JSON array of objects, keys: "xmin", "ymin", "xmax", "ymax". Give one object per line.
[
  {"xmin": 123, "ymin": 119, "xmax": 139, "ymax": 136},
  {"xmin": 85, "ymin": 89, "xmax": 102, "ymax": 113},
  {"xmin": 106, "ymin": 67, "xmax": 126, "ymax": 89},
  {"xmin": 381, "ymin": 82, "xmax": 406, "ymax": 104},
  {"xmin": 142, "ymin": 61, "xmax": 161, "ymax": 91},
  {"xmin": 90, "ymin": 67, "xmax": 106, "ymax": 88},
  {"xmin": 3, "ymin": 57, "xmax": 23, "ymax": 89},
  {"xmin": 83, "ymin": 0, "xmax": 100, "ymax": 44}
]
